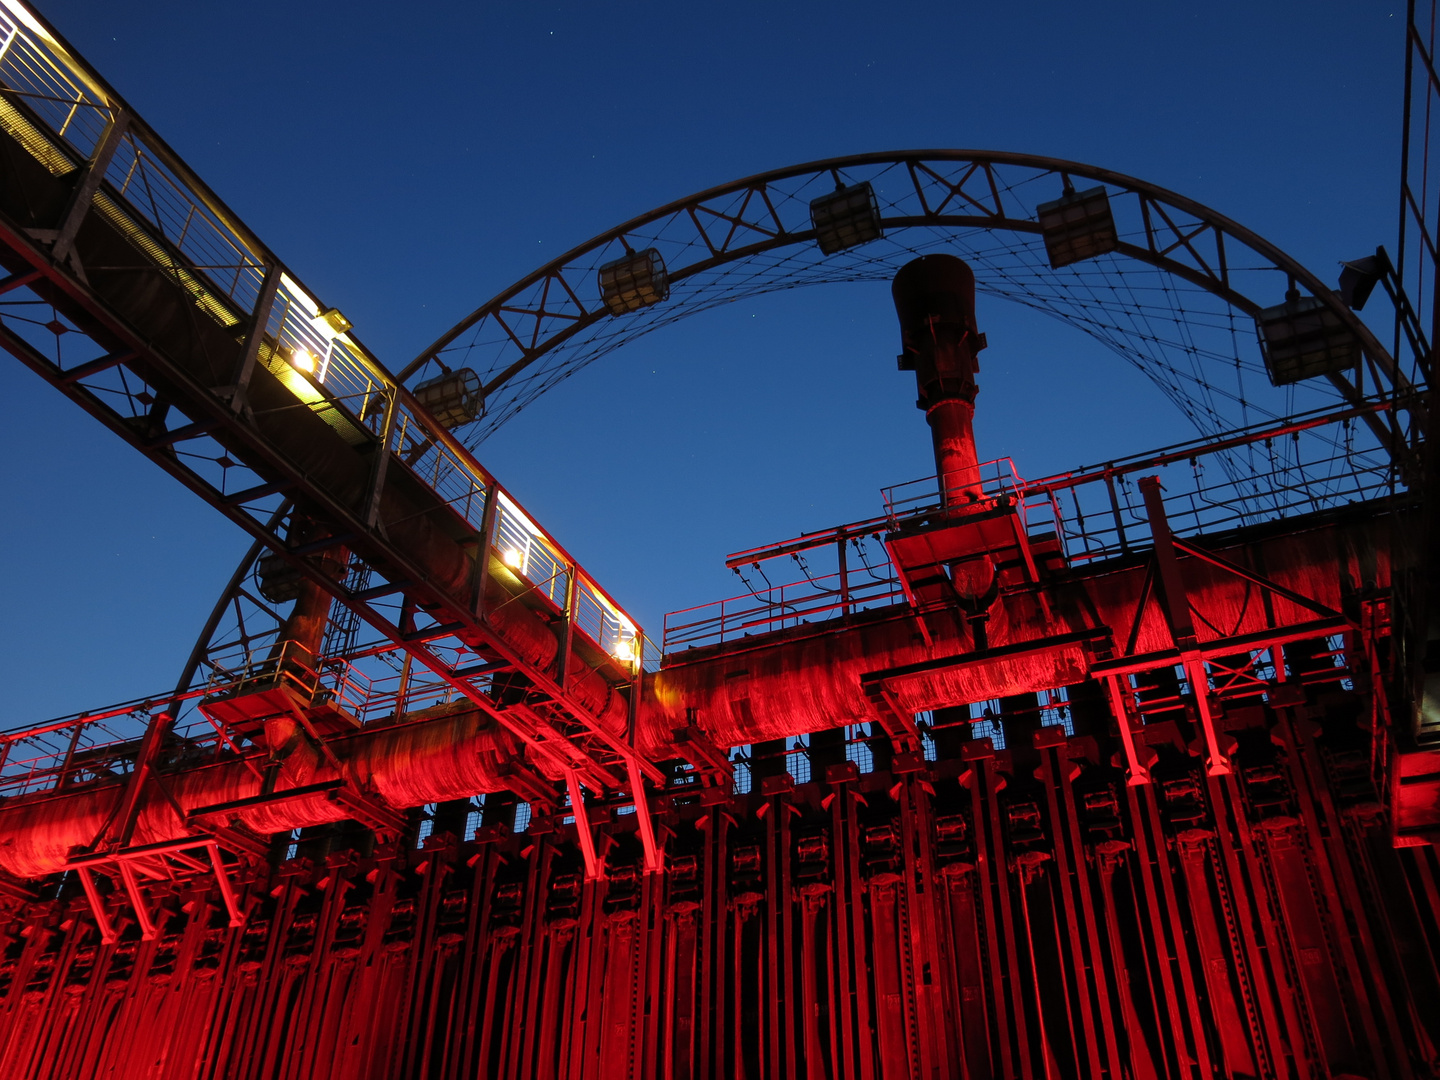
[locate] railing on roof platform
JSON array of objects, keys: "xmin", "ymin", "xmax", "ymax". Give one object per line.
[{"xmin": 662, "ymin": 401, "xmax": 1403, "ymax": 653}]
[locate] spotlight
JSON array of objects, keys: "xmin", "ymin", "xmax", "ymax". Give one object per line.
[
  {"xmin": 314, "ymin": 307, "xmax": 352, "ymax": 335},
  {"xmin": 256, "ymin": 552, "xmax": 303, "ymax": 604},
  {"xmin": 290, "ymin": 348, "xmax": 316, "ymax": 374},
  {"xmin": 1036, "ymin": 185, "xmax": 1118, "ymax": 268},
  {"xmin": 1256, "ymin": 290, "xmax": 1359, "ymax": 385},
  {"xmin": 502, "ymin": 547, "xmax": 524, "ymax": 570},
  {"xmin": 809, "ymin": 181, "xmax": 883, "ymax": 255},
  {"xmin": 598, "ymin": 248, "xmax": 669, "ymax": 315},
  {"xmin": 1338, "ymin": 248, "xmax": 1391, "ymax": 311},
  {"xmin": 413, "ymin": 367, "xmax": 483, "ymax": 430}
]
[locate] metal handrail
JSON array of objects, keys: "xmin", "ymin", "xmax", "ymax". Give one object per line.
[
  {"xmin": 664, "ymin": 572, "xmax": 907, "ymax": 649},
  {"xmin": 663, "ymin": 405, "xmax": 1402, "ymax": 652},
  {"xmin": 881, "ymin": 457, "xmax": 1028, "ymax": 522},
  {"xmin": 0, "ymin": 710, "xmax": 226, "ymax": 799}
]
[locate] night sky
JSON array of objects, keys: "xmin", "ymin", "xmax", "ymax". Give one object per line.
[{"xmin": 0, "ymin": 0, "xmax": 1403, "ymax": 723}]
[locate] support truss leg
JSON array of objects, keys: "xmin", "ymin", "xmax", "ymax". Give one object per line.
[
  {"xmin": 76, "ymin": 867, "xmax": 117, "ymax": 945},
  {"xmin": 1186, "ymin": 655, "xmax": 1231, "ymax": 776},
  {"xmin": 625, "ymin": 757, "xmax": 663, "ymax": 874},
  {"xmin": 1104, "ymin": 675, "xmax": 1152, "ymax": 785},
  {"xmin": 207, "ymin": 843, "xmax": 246, "ymax": 928},
  {"xmin": 565, "ymin": 769, "xmax": 604, "ymax": 882},
  {"xmin": 117, "ymin": 861, "xmax": 157, "ymax": 940}
]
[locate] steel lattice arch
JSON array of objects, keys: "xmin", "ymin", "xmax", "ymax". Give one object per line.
[{"xmin": 400, "ymin": 150, "xmax": 1417, "ymax": 471}]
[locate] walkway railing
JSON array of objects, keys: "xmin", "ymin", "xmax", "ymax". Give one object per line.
[
  {"xmin": 0, "ymin": 691, "xmax": 230, "ymax": 800},
  {"xmin": 0, "ymin": 0, "xmax": 648, "ymax": 681},
  {"xmin": 662, "ymin": 402, "xmax": 1402, "ymax": 652},
  {"xmin": 663, "ymin": 570, "xmax": 907, "ymax": 650}
]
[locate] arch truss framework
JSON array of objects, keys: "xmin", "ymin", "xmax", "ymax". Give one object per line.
[{"xmin": 402, "ymin": 151, "xmax": 1424, "ymax": 474}]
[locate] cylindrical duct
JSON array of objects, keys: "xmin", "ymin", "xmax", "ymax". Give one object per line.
[
  {"xmin": 891, "ymin": 255, "xmax": 984, "ymax": 506},
  {"xmin": 0, "ymin": 707, "xmax": 520, "ymax": 879}
]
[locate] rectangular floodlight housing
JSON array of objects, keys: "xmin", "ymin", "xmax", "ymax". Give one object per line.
[
  {"xmin": 1036, "ymin": 185, "xmax": 1118, "ymax": 268},
  {"xmin": 316, "ymin": 306, "xmax": 353, "ymax": 334},
  {"xmin": 810, "ymin": 181, "xmax": 883, "ymax": 255},
  {"xmin": 598, "ymin": 248, "xmax": 669, "ymax": 316},
  {"xmin": 413, "ymin": 367, "xmax": 484, "ymax": 429},
  {"xmin": 256, "ymin": 552, "xmax": 304, "ymax": 604},
  {"xmin": 1256, "ymin": 295, "xmax": 1360, "ymax": 385},
  {"xmin": 1338, "ymin": 248, "xmax": 1392, "ymax": 311}
]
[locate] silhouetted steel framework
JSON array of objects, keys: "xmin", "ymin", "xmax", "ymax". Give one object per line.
[
  {"xmin": 0, "ymin": 1, "xmax": 1436, "ymax": 1078},
  {"xmin": 398, "ymin": 155, "xmax": 1419, "ymax": 460}
]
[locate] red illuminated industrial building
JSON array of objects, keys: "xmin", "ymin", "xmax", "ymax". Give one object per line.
[{"xmin": 0, "ymin": 2, "xmax": 1436, "ymax": 1077}]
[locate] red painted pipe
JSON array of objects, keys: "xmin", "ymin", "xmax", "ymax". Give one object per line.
[
  {"xmin": 0, "ymin": 500, "xmax": 1392, "ymax": 880},
  {"xmin": 892, "ymin": 255, "xmax": 984, "ymax": 508}
]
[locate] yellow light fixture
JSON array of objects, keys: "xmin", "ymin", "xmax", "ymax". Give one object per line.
[
  {"xmin": 291, "ymin": 348, "xmax": 317, "ymax": 374},
  {"xmin": 612, "ymin": 638, "xmax": 635, "ymax": 663},
  {"xmin": 503, "ymin": 547, "xmax": 524, "ymax": 570},
  {"xmin": 317, "ymin": 307, "xmax": 352, "ymax": 334}
]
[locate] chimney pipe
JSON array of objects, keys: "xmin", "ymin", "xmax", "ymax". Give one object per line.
[{"xmin": 892, "ymin": 255, "xmax": 984, "ymax": 506}]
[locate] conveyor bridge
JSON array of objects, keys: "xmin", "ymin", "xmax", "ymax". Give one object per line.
[{"xmin": 0, "ymin": 0, "xmax": 674, "ymax": 875}]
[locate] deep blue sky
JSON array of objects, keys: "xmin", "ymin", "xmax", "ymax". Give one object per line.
[{"xmin": 0, "ymin": 0, "xmax": 1405, "ymax": 722}]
